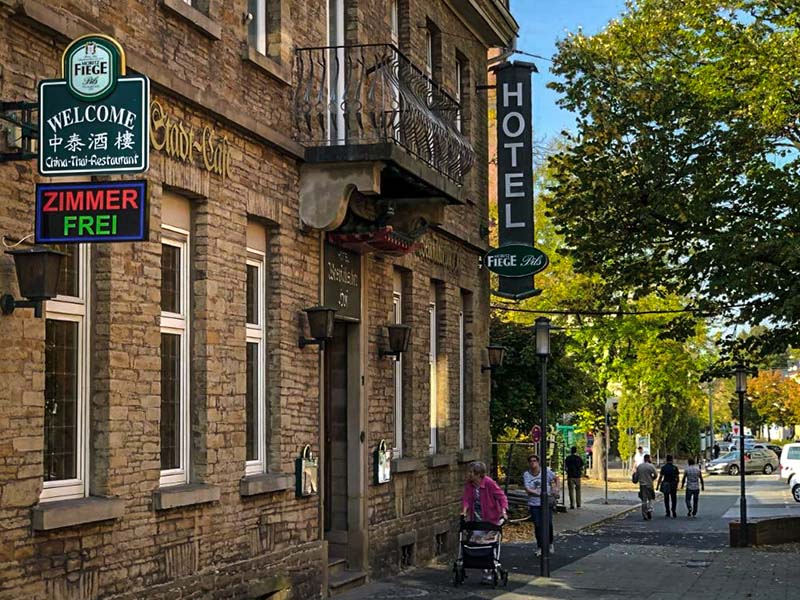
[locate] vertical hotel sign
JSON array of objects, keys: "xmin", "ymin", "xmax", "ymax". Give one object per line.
[
  {"xmin": 39, "ymin": 34, "xmax": 149, "ymax": 176},
  {"xmin": 491, "ymin": 61, "xmax": 541, "ymax": 300}
]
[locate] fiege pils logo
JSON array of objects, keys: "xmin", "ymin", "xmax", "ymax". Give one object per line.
[{"xmin": 65, "ymin": 37, "xmax": 118, "ymax": 101}]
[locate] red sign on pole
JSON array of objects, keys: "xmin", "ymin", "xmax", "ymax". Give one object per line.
[{"xmin": 531, "ymin": 425, "xmax": 542, "ymax": 443}]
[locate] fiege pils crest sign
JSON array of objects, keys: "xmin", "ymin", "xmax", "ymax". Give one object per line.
[{"xmin": 63, "ymin": 34, "xmax": 124, "ymax": 101}]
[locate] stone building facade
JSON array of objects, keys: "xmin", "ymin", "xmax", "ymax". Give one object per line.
[{"xmin": 0, "ymin": 1, "xmax": 518, "ymax": 598}]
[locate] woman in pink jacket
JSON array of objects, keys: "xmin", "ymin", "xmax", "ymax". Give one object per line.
[{"xmin": 460, "ymin": 461, "xmax": 509, "ymax": 526}]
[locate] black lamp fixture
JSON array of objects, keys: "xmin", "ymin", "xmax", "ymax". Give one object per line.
[
  {"xmin": 298, "ymin": 306, "xmax": 336, "ymax": 349},
  {"xmin": 1, "ymin": 246, "xmax": 66, "ymax": 318},
  {"xmin": 481, "ymin": 344, "xmax": 506, "ymax": 372},
  {"xmin": 534, "ymin": 315, "xmax": 552, "ymax": 576},
  {"xmin": 535, "ymin": 316, "xmax": 551, "ymax": 357},
  {"xmin": 379, "ymin": 323, "xmax": 411, "ymax": 359},
  {"xmin": 733, "ymin": 364, "xmax": 748, "ymax": 547}
]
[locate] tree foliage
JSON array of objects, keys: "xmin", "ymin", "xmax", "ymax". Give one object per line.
[{"xmin": 548, "ymin": 0, "xmax": 800, "ymax": 360}]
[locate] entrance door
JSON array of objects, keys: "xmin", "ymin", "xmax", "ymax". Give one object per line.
[{"xmin": 324, "ymin": 322, "xmax": 349, "ymax": 546}]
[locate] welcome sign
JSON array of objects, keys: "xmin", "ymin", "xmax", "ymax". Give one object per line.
[
  {"xmin": 35, "ymin": 181, "xmax": 148, "ymax": 243},
  {"xmin": 39, "ymin": 34, "xmax": 149, "ymax": 176}
]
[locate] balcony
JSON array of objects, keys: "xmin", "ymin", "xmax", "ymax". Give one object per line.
[{"xmin": 294, "ymin": 44, "xmax": 474, "ymax": 198}]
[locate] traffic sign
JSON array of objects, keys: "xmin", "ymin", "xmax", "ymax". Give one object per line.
[{"xmin": 531, "ymin": 425, "xmax": 542, "ymax": 443}]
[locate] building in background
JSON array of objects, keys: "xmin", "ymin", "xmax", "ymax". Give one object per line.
[{"xmin": 0, "ymin": 1, "xmax": 518, "ymax": 598}]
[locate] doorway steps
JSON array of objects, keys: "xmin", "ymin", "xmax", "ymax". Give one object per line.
[{"xmin": 328, "ymin": 557, "xmax": 366, "ymax": 597}]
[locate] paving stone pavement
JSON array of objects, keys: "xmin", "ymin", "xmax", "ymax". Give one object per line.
[{"xmin": 334, "ymin": 475, "xmax": 800, "ymax": 600}]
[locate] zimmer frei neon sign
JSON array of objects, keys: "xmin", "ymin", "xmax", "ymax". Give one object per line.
[{"xmin": 35, "ymin": 181, "xmax": 148, "ymax": 243}]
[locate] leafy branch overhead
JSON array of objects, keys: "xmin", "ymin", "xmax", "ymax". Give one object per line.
[{"xmin": 547, "ymin": 0, "xmax": 800, "ymax": 358}]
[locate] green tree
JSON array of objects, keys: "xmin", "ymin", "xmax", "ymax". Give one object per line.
[{"xmin": 548, "ymin": 0, "xmax": 800, "ymax": 360}]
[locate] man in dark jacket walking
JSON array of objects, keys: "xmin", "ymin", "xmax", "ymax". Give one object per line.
[
  {"xmin": 656, "ymin": 454, "xmax": 680, "ymax": 518},
  {"xmin": 564, "ymin": 446, "xmax": 584, "ymax": 509}
]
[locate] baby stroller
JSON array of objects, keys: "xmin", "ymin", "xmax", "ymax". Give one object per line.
[{"xmin": 452, "ymin": 517, "xmax": 509, "ymax": 588}]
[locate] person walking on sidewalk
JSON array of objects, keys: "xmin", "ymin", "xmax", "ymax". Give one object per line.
[
  {"xmin": 633, "ymin": 453, "xmax": 657, "ymax": 520},
  {"xmin": 634, "ymin": 446, "xmax": 645, "ymax": 468},
  {"xmin": 523, "ymin": 454, "xmax": 559, "ymax": 556},
  {"xmin": 681, "ymin": 457, "xmax": 705, "ymax": 518},
  {"xmin": 656, "ymin": 454, "xmax": 680, "ymax": 518},
  {"xmin": 564, "ymin": 446, "xmax": 584, "ymax": 509}
]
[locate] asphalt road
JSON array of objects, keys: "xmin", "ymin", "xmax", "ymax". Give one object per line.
[{"xmin": 335, "ymin": 472, "xmax": 800, "ymax": 599}]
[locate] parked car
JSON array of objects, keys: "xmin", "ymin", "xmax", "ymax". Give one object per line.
[
  {"xmin": 753, "ymin": 443, "xmax": 783, "ymax": 458},
  {"xmin": 779, "ymin": 442, "xmax": 800, "ymax": 484},
  {"xmin": 705, "ymin": 449, "xmax": 779, "ymax": 476}
]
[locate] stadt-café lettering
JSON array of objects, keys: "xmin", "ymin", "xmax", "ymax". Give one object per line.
[
  {"xmin": 416, "ymin": 238, "xmax": 459, "ymax": 272},
  {"xmin": 150, "ymin": 100, "xmax": 231, "ymax": 179}
]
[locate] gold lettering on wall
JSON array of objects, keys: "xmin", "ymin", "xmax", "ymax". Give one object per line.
[
  {"xmin": 416, "ymin": 237, "xmax": 460, "ymax": 272},
  {"xmin": 150, "ymin": 100, "xmax": 231, "ymax": 180}
]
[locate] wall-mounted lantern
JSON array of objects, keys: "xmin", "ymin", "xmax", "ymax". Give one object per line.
[
  {"xmin": 295, "ymin": 445, "xmax": 319, "ymax": 498},
  {"xmin": 379, "ymin": 323, "xmax": 411, "ymax": 359},
  {"xmin": 1, "ymin": 246, "xmax": 66, "ymax": 318},
  {"xmin": 373, "ymin": 439, "xmax": 392, "ymax": 484},
  {"xmin": 481, "ymin": 345, "xmax": 506, "ymax": 373},
  {"xmin": 298, "ymin": 306, "xmax": 336, "ymax": 349}
]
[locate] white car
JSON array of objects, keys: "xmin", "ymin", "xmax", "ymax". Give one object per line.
[{"xmin": 779, "ymin": 442, "xmax": 800, "ymax": 484}]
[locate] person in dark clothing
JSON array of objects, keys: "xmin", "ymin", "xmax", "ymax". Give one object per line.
[
  {"xmin": 713, "ymin": 443, "xmax": 720, "ymax": 459},
  {"xmin": 564, "ymin": 446, "xmax": 584, "ymax": 509},
  {"xmin": 656, "ymin": 454, "xmax": 680, "ymax": 518}
]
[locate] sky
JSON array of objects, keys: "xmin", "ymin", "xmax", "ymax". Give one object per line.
[{"xmin": 511, "ymin": 0, "xmax": 629, "ymax": 145}]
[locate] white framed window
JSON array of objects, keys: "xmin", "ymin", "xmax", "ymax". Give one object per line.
[
  {"xmin": 455, "ymin": 59, "xmax": 463, "ymax": 133},
  {"xmin": 328, "ymin": 0, "xmax": 346, "ymax": 143},
  {"xmin": 248, "ymin": 0, "xmax": 267, "ymax": 55},
  {"xmin": 390, "ymin": 0, "xmax": 399, "ymax": 45},
  {"xmin": 160, "ymin": 225, "xmax": 190, "ymax": 487},
  {"xmin": 41, "ymin": 245, "xmax": 90, "ymax": 502},
  {"xmin": 429, "ymin": 284, "xmax": 438, "ymax": 455},
  {"xmin": 245, "ymin": 247, "xmax": 266, "ymax": 475},
  {"xmin": 392, "ymin": 271, "xmax": 403, "ymax": 457},
  {"xmin": 458, "ymin": 308, "xmax": 465, "ymax": 450}
]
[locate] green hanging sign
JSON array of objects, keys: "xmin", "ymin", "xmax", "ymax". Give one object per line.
[
  {"xmin": 485, "ymin": 244, "xmax": 549, "ymax": 278},
  {"xmin": 38, "ymin": 34, "xmax": 149, "ymax": 176}
]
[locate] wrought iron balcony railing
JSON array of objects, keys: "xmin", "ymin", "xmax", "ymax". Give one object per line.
[{"xmin": 294, "ymin": 44, "xmax": 475, "ymax": 185}]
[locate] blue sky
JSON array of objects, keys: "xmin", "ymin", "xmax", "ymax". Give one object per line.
[{"xmin": 512, "ymin": 0, "xmax": 629, "ymax": 145}]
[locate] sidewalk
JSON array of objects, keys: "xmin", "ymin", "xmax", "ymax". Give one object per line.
[{"xmin": 334, "ymin": 474, "xmax": 647, "ymax": 600}]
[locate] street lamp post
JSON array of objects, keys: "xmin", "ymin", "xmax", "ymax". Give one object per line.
[
  {"xmin": 535, "ymin": 317, "xmax": 551, "ymax": 577},
  {"xmin": 735, "ymin": 366, "xmax": 748, "ymax": 547}
]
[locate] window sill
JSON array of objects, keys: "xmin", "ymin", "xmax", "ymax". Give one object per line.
[
  {"xmin": 32, "ymin": 496, "xmax": 124, "ymax": 531},
  {"xmin": 160, "ymin": 0, "xmax": 221, "ymax": 40},
  {"xmin": 457, "ymin": 449, "xmax": 480, "ymax": 464},
  {"xmin": 240, "ymin": 472, "xmax": 294, "ymax": 497},
  {"xmin": 428, "ymin": 454, "xmax": 455, "ymax": 469},
  {"xmin": 242, "ymin": 47, "xmax": 291, "ymax": 86},
  {"xmin": 152, "ymin": 483, "xmax": 220, "ymax": 510},
  {"xmin": 391, "ymin": 457, "xmax": 423, "ymax": 474}
]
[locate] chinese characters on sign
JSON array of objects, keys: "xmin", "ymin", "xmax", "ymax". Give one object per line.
[
  {"xmin": 38, "ymin": 34, "xmax": 149, "ymax": 177},
  {"xmin": 39, "ymin": 78, "xmax": 149, "ymax": 175}
]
